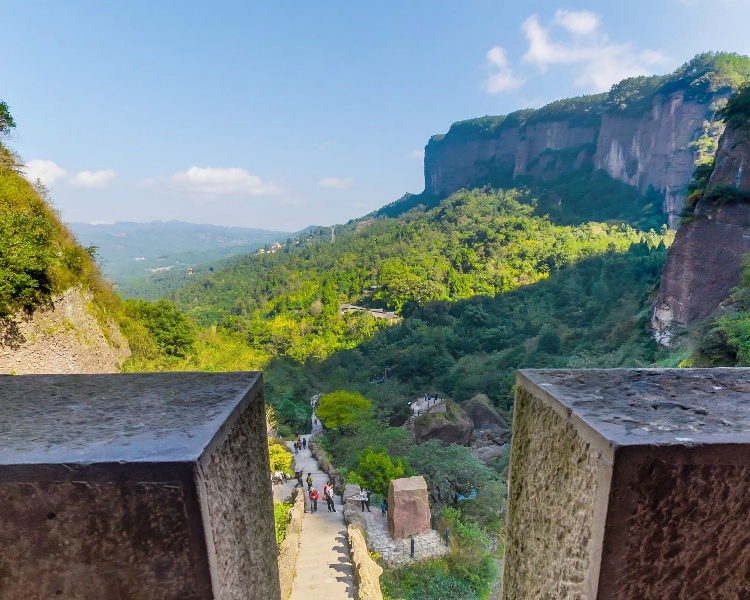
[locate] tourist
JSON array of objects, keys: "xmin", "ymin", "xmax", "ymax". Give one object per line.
[
  {"xmin": 295, "ymin": 469, "xmax": 303, "ymax": 488},
  {"xmin": 306, "ymin": 473, "xmax": 313, "ymax": 491},
  {"xmin": 365, "ymin": 488, "xmax": 372, "ymax": 512},
  {"xmin": 380, "ymin": 497, "xmax": 387, "ymax": 516},
  {"xmin": 294, "ymin": 441, "xmax": 299, "ymax": 454},
  {"xmin": 327, "ymin": 486, "xmax": 336, "ymax": 513},
  {"xmin": 309, "ymin": 487, "xmax": 318, "ymax": 513},
  {"xmin": 359, "ymin": 487, "xmax": 370, "ymax": 513},
  {"xmin": 302, "ymin": 437, "xmax": 307, "ymax": 449}
]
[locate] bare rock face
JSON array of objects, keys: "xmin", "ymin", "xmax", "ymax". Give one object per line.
[
  {"xmin": 652, "ymin": 124, "xmax": 750, "ymax": 344},
  {"xmin": 387, "ymin": 476, "xmax": 431, "ymax": 540},
  {"xmin": 414, "ymin": 401, "xmax": 473, "ymax": 446},
  {"xmin": 0, "ymin": 286, "xmax": 130, "ymax": 374},
  {"xmin": 424, "ymin": 89, "xmax": 728, "ymax": 228}
]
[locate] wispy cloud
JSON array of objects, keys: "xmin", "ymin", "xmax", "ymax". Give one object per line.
[
  {"xmin": 142, "ymin": 166, "xmax": 285, "ymax": 198},
  {"xmin": 318, "ymin": 177, "xmax": 353, "ymax": 189},
  {"xmin": 319, "ymin": 141, "xmax": 337, "ymax": 152},
  {"xmin": 23, "ymin": 159, "xmax": 68, "ymax": 187},
  {"xmin": 69, "ymin": 169, "xmax": 117, "ymax": 189},
  {"xmin": 520, "ymin": 10, "xmax": 668, "ymax": 91},
  {"xmin": 484, "ymin": 46, "xmax": 526, "ymax": 93},
  {"xmin": 407, "ymin": 149, "xmax": 425, "ymax": 160}
]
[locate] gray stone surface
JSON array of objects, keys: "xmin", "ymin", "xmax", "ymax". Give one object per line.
[
  {"xmin": 502, "ymin": 368, "xmax": 750, "ymax": 600},
  {"xmin": 0, "ymin": 371, "xmax": 264, "ymax": 464},
  {"xmin": 0, "ymin": 371, "xmax": 280, "ymax": 600}
]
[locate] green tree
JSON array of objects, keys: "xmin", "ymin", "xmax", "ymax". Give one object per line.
[
  {"xmin": 0, "ymin": 101, "xmax": 15, "ymax": 137},
  {"xmin": 406, "ymin": 440, "xmax": 498, "ymax": 507},
  {"xmin": 348, "ymin": 446, "xmax": 406, "ymax": 496},
  {"xmin": 123, "ymin": 299, "xmax": 197, "ymax": 357},
  {"xmin": 317, "ymin": 390, "xmax": 373, "ymax": 430}
]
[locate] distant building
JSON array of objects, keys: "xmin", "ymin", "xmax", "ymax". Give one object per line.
[{"xmin": 187, "ymin": 267, "xmax": 194, "ymax": 275}]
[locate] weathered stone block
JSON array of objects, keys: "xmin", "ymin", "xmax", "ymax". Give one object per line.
[
  {"xmin": 387, "ymin": 476, "xmax": 430, "ymax": 539},
  {"xmin": 0, "ymin": 372, "xmax": 280, "ymax": 600},
  {"xmin": 502, "ymin": 368, "xmax": 750, "ymax": 600}
]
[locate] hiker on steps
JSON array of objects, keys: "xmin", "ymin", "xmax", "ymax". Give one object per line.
[
  {"xmin": 309, "ymin": 487, "xmax": 319, "ymax": 513},
  {"xmin": 306, "ymin": 473, "xmax": 313, "ymax": 491}
]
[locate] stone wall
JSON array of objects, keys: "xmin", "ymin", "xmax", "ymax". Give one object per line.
[
  {"xmin": 200, "ymin": 384, "xmax": 281, "ymax": 600},
  {"xmin": 501, "ymin": 385, "xmax": 607, "ymax": 599},
  {"xmin": 278, "ymin": 487, "xmax": 305, "ymax": 599},
  {"xmin": 308, "ymin": 437, "xmax": 344, "ymax": 496},
  {"xmin": 0, "ymin": 286, "xmax": 130, "ymax": 375},
  {"xmin": 0, "ymin": 462, "xmax": 212, "ymax": 599},
  {"xmin": 347, "ymin": 524, "xmax": 384, "ymax": 600}
]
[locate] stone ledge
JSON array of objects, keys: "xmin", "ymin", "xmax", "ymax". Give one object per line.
[
  {"xmin": 348, "ymin": 524, "xmax": 384, "ymax": 600},
  {"xmin": 277, "ymin": 487, "xmax": 305, "ymax": 599}
]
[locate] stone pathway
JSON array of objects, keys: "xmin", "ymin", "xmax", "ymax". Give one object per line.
[{"xmin": 279, "ymin": 418, "xmax": 354, "ymax": 600}]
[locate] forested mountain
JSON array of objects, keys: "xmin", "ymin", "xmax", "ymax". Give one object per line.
[{"xmin": 69, "ymin": 220, "xmax": 291, "ymax": 297}]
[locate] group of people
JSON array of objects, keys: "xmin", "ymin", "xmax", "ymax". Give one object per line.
[
  {"xmin": 306, "ymin": 472, "xmax": 337, "ymax": 513},
  {"xmin": 293, "ymin": 437, "xmax": 307, "ymax": 454}
]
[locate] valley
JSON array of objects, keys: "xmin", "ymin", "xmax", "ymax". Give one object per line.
[{"xmin": 5, "ymin": 49, "xmax": 750, "ymax": 600}]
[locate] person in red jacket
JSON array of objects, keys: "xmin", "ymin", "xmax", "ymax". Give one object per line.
[{"xmin": 309, "ymin": 487, "xmax": 319, "ymax": 513}]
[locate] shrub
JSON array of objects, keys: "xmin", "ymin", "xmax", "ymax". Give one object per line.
[
  {"xmin": 274, "ymin": 500, "xmax": 292, "ymax": 547},
  {"xmin": 348, "ymin": 446, "xmax": 406, "ymax": 496}
]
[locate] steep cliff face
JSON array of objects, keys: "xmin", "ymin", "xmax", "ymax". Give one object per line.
[
  {"xmin": 652, "ymin": 119, "xmax": 750, "ymax": 344},
  {"xmin": 593, "ymin": 92, "xmax": 726, "ymax": 226},
  {"xmin": 0, "ymin": 286, "xmax": 130, "ymax": 374},
  {"xmin": 425, "ymin": 54, "xmax": 750, "ymax": 227}
]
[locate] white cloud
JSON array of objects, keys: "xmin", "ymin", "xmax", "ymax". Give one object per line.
[
  {"xmin": 69, "ymin": 169, "xmax": 117, "ymax": 189},
  {"xmin": 484, "ymin": 46, "xmax": 526, "ymax": 93},
  {"xmin": 142, "ymin": 166, "xmax": 285, "ymax": 198},
  {"xmin": 23, "ymin": 159, "xmax": 68, "ymax": 187},
  {"xmin": 520, "ymin": 13, "xmax": 668, "ymax": 91},
  {"xmin": 319, "ymin": 141, "xmax": 337, "ymax": 152},
  {"xmin": 408, "ymin": 149, "xmax": 425, "ymax": 160},
  {"xmin": 554, "ymin": 9, "xmax": 599, "ymax": 35},
  {"xmin": 318, "ymin": 177, "xmax": 353, "ymax": 189}
]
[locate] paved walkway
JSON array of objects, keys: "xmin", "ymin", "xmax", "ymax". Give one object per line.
[{"xmin": 278, "ymin": 418, "xmax": 354, "ymax": 600}]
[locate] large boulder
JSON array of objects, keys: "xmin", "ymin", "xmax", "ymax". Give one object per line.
[
  {"xmin": 461, "ymin": 394, "xmax": 507, "ymax": 430},
  {"xmin": 414, "ymin": 401, "xmax": 473, "ymax": 446},
  {"xmin": 387, "ymin": 476, "xmax": 431, "ymax": 539}
]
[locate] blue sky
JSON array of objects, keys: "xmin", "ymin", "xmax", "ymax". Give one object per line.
[{"xmin": 4, "ymin": 0, "xmax": 750, "ymax": 231}]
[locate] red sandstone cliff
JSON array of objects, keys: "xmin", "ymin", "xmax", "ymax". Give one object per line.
[
  {"xmin": 652, "ymin": 122, "xmax": 750, "ymax": 344},
  {"xmin": 424, "ymin": 54, "xmax": 750, "ymax": 227},
  {"xmin": 425, "ymin": 89, "xmax": 726, "ymax": 228}
]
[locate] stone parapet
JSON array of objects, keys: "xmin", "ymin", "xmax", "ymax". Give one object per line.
[
  {"xmin": 308, "ymin": 437, "xmax": 344, "ymax": 497},
  {"xmin": 277, "ymin": 487, "xmax": 305, "ymax": 599},
  {"xmin": 502, "ymin": 368, "xmax": 750, "ymax": 600},
  {"xmin": 347, "ymin": 524, "xmax": 384, "ymax": 600},
  {"xmin": 0, "ymin": 372, "xmax": 280, "ymax": 600}
]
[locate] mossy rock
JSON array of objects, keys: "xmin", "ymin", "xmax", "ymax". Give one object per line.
[
  {"xmin": 461, "ymin": 394, "xmax": 508, "ymax": 429},
  {"xmin": 414, "ymin": 401, "xmax": 473, "ymax": 446}
]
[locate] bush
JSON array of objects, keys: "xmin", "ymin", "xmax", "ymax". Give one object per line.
[
  {"xmin": 274, "ymin": 500, "xmax": 292, "ymax": 547},
  {"xmin": 269, "ymin": 438, "xmax": 294, "ymax": 476},
  {"xmin": 348, "ymin": 446, "xmax": 406, "ymax": 496}
]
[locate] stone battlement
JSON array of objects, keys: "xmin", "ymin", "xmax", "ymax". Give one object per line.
[
  {"xmin": 501, "ymin": 368, "xmax": 750, "ymax": 600},
  {"xmin": 0, "ymin": 372, "xmax": 280, "ymax": 600}
]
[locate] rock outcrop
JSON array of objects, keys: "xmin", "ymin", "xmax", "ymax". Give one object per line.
[
  {"xmin": 462, "ymin": 394, "xmax": 507, "ymax": 430},
  {"xmin": 423, "ymin": 55, "xmax": 747, "ymax": 227},
  {"xmin": 413, "ymin": 401, "xmax": 473, "ymax": 446},
  {"xmin": 0, "ymin": 286, "xmax": 130, "ymax": 374},
  {"xmin": 652, "ymin": 121, "xmax": 750, "ymax": 344}
]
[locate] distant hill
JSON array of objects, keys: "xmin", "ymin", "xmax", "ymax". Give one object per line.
[{"xmin": 68, "ymin": 220, "xmax": 291, "ymax": 293}]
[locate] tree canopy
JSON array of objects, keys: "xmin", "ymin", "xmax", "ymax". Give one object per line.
[{"xmin": 316, "ymin": 390, "xmax": 373, "ymax": 430}]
